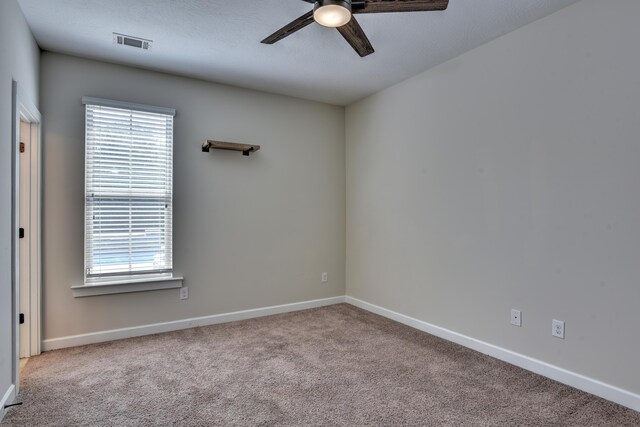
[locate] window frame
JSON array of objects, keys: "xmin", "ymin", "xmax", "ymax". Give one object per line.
[{"xmin": 77, "ymin": 96, "xmax": 182, "ymax": 296}]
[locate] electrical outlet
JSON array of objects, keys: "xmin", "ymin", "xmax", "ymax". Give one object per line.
[
  {"xmin": 321, "ymin": 272, "xmax": 328, "ymax": 283},
  {"xmin": 510, "ymin": 309, "xmax": 522, "ymax": 327},
  {"xmin": 180, "ymin": 287, "xmax": 189, "ymax": 300},
  {"xmin": 552, "ymin": 319, "xmax": 565, "ymax": 339}
]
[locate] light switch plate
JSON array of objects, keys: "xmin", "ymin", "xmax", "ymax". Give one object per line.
[{"xmin": 511, "ymin": 309, "xmax": 522, "ymax": 327}]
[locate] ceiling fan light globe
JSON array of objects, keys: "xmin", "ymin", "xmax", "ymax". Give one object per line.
[{"xmin": 314, "ymin": 0, "xmax": 352, "ymax": 28}]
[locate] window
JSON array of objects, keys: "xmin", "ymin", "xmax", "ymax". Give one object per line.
[{"xmin": 83, "ymin": 97, "xmax": 175, "ymax": 282}]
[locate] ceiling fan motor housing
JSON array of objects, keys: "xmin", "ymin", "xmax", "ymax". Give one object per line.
[{"xmin": 314, "ymin": 0, "xmax": 351, "ymax": 8}]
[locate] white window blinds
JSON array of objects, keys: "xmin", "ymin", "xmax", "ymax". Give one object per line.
[{"xmin": 84, "ymin": 97, "xmax": 175, "ymax": 279}]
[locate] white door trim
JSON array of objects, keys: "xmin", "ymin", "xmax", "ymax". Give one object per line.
[{"xmin": 11, "ymin": 81, "xmax": 42, "ymax": 399}]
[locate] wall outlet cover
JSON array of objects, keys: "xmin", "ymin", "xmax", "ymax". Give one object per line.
[
  {"xmin": 180, "ymin": 287, "xmax": 189, "ymax": 300},
  {"xmin": 321, "ymin": 272, "xmax": 328, "ymax": 283},
  {"xmin": 552, "ymin": 319, "xmax": 565, "ymax": 339}
]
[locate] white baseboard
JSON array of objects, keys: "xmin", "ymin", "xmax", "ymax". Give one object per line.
[
  {"xmin": 0, "ymin": 384, "xmax": 16, "ymax": 422},
  {"xmin": 345, "ymin": 296, "xmax": 640, "ymax": 412},
  {"xmin": 42, "ymin": 296, "xmax": 346, "ymax": 351},
  {"xmin": 39, "ymin": 294, "xmax": 640, "ymax": 412}
]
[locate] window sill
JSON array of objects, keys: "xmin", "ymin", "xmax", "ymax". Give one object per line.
[{"xmin": 72, "ymin": 275, "xmax": 184, "ymax": 298}]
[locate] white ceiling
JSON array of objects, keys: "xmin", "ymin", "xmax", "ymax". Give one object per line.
[{"xmin": 18, "ymin": 0, "xmax": 579, "ymax": 105}]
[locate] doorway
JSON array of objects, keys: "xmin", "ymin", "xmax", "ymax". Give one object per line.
[{"xmin": 11, "ymin": 81, "xmax": 42, "ymax": 400}]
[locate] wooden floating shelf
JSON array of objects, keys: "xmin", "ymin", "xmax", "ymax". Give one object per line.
[{"xmin": 202, "ymin": 140, "xmax": 260, "ymax": 156}]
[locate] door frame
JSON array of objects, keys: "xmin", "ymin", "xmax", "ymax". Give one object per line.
[{"xmin": 11, "ymin": 81, "xmax": 41, "ymax": 396}]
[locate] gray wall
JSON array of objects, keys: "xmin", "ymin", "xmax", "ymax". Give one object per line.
[
  {"xmin": 0, "ymin": 0, "xmax": 39, "ymax": 406},
  {"xmin": 346, "ymin": 0, "xmax": 640, "ymax": 394},
  {"xmin": 40, "ymin": 53, "xmax": 345, "ymax": 340}
]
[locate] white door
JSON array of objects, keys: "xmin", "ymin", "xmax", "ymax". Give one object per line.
[{"xmin": 19, "ymin": 120, "xmax": 31, "ymax": 359}]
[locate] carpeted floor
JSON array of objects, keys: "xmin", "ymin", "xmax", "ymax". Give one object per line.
[{"xmin": 3, "ymin": 304, "xmax": 639, "ymax": 426}]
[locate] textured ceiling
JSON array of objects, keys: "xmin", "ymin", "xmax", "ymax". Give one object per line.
[{"xmin": 18, "ymin": 0, "xmax": 579, "ymax": 105}]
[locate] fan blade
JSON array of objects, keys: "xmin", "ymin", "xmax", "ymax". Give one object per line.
[
  {"xmin": 261, "ymin": 11, "xmax": 315, "ymax": 44},
  {"xmin": 337, "ymin": 16, "xmax": 375, "ymax": 57},
  {"xmin": 353, "ymin": 0, "xmax": 449, "ymax": 14}
]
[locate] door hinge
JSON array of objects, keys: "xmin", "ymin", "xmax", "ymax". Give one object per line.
[
  {"xmin": 19, "ymin": 228, "xmax": 25, "ymax": 239},
  {"xmin": 19, "ymin": 313, "xmax": 24, "ymax": 324},
  {"xmin": 20, "ymin": 142, "xmax": 25, "ymax": 153}
]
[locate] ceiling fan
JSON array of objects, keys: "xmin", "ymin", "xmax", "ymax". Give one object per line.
[{"xmin": 261, "ymin": 0, "xmax": 449, "ymax": 57}]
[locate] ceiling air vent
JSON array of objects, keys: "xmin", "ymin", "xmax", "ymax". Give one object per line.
[{"xmin": 113, "ymin": 33, "xmax": 152, "ymax": 50}]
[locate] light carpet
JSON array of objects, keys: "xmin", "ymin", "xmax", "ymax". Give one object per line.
[{"xmin": 3, "ymin": 304, "xmax": 639, "ymax": 426}]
